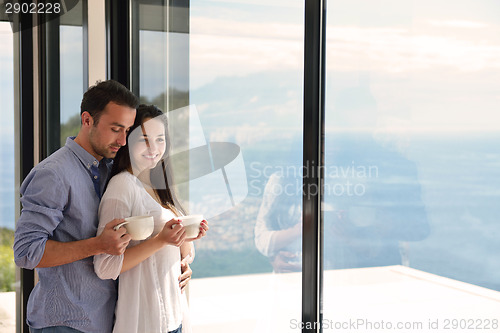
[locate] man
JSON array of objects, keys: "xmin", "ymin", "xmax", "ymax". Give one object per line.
[{"xmin": 14, "ymin": 80, "xmax": 138, "ymax": 333}]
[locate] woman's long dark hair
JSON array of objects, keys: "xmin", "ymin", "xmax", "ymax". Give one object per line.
[{"xmin": 111, "ymin": 104, "xmax": 185, "ymax": 216}]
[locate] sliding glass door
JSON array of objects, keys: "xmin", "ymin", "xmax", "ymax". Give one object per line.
[
  {"xmin": 130, "ymin": 0, "xmax": 305, "ymax": 331},
  {"xmin": 323, "ymin": 0, "xmax": 500, "ymax": 330}
]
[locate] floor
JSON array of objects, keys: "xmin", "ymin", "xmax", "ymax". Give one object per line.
[
  {"xmin": 189, "ymin": 265, "xmax": 500, "ymax": 332},
  {"xmin": 0, "ymin": 292, "xmax": 15, "ymax": 333},
  {"xmin": 3, "ymin": 266, "xmax": 500, "ymax": 333}
]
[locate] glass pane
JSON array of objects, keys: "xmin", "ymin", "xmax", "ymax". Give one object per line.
[
  {"xmin": 324, "ymin": 0, "xmax": 500, "ymax": 330},
  {"xmin": 189, "ymin": 2, "xmax": 304, "ymax": 331},
  {"xmin": 0, "ymin": 21, "xmax": 16, "ymax": 332},
  {"xmin": 136, "ymin": 0, "xmax": 304, "ymax": 331},
  {"xmin": 136, "ymin": 0, "xmax": 189, "ymax": 112},
  {"xmin": 59, "ymin": 1, "xmax": 85, "ymax": 147}
]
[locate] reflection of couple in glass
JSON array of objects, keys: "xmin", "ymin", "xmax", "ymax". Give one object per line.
[
  {"xmin": 255, "ymin": 74, "xmax": 429, "ymax": 273},
  {"xmin": 255, "ymin": 135, "xmax": 430, "ymax": 273}
]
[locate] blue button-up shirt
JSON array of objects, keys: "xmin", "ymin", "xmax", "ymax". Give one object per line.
[{"xmin": 14, "ymin": 137, "xmax": 116, "ymax": 333}]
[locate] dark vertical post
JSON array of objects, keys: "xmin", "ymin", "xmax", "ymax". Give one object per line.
[
  {"xmin": 168, "ymin": 0, "xmax": 190, "ymax": 111},
  {"xmin": 39, "ymin": 15, "xmax": 61, "ymax": 156},
  {"xmin": 130, "ymin": 0, "xmax": 140, "ymax": 98},
  {"xmin": 82, "ymin": 0, "xmax": 89, "ymax": 89},
  {"xmin": 107, "ymin": 0, "xmax": 131, "ymax": 88},
  {"xmin": 17, "ymin": 11, "xmax": 35, "ymax": 333},
  {"xmin": 302, "ymin": 0, "xmax": 326, "ymax": 332}
]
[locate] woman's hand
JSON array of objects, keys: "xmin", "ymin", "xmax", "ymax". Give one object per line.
[
  {"xmin": 186, "ymin": 220, "xmax": 209, "ymax": 242},
  {"xmin": 157, "ymin": 218, "xmax": 186, "ymax": 247}
]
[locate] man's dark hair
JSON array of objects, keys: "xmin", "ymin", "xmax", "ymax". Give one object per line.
[{"xmin": 80, "ymin": 80, "xmax": 139, "ymax": 125}]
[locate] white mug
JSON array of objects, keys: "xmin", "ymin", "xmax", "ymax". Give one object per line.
[
  {"xmin": 114, "ymin": 215, "xmax": 154, "ymax": 240},
  {"xmin": 178, "ymin": 215, "xmax": 204, "ymax": 238}
]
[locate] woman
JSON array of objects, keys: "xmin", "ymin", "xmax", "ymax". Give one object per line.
[{"xmin": 94, "ymin": 105, "xmax": 208, "ymax": 333}]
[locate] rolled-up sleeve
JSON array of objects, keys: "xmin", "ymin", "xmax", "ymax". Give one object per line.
[
  {"xmin": 94, "ymin": 195, "xmax": 130, "ymax": 280},
  {"xmin": 14, "ymin": 168, "xmax": 67, "ymax": 269}
]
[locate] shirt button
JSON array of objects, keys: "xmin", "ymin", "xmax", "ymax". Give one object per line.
[
  {"xmin": 93, "ymin": 161, "xmax": 98, "ymax": 166},
  {"xmin": 94, "ymin": 176, "xmax": 98, "ymax": 180},
  {"xmin": 87, "ymin": 163, "xmax": 90, "ymax": 168}
]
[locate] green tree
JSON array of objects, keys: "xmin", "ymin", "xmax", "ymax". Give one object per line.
[
  {"xmin": 60, "ymin": 113, "xmax": 82, "ymax": 147},
  {"xmin": 0, "ymin": 228, "xmax": 15, "ymax": 292}
]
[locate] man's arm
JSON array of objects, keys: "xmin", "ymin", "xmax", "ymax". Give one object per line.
[
  {"xmin": 14, "ymin": 167, "xmax": 131, "ymax": 269},
  {"xmin": 36, "ymin": 220, "xmax": 131, "ymax": 268}
]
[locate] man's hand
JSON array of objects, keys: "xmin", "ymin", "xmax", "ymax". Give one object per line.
[
  {"xmin": 97, "ymin": 219, "xmax": 132, "ymax": 255},
  {"xmin": 37, "ymin": 219, "xmax": 132, "ymax": 268},
  {"xmin": 178, "ymin": 258, "xmax": 192, "ymax": 293}
]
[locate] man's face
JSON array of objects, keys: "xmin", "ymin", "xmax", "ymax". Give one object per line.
[{"xmin": 88, "ymin": 102, "xmax": 136, "ymax": 160}]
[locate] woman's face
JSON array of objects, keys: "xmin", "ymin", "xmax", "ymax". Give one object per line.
[{"xmin": 129, "ymin": 117, "xmax": 167, "ymax": 173}]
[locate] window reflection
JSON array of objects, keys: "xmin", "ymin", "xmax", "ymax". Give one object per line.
[{"xmin": 324, "ymin": 75, "xmax": 430, "ymax": 270}]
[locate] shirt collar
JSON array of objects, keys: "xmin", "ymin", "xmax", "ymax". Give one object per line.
[{"xmin": 65, "ymin": 137, "xmax": 113, "ymax": 170}]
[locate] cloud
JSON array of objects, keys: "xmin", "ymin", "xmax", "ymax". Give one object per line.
[
  {"xmin": 209, "ymin": 123, "xmax": 298, "ymax": 146},
  {"xmin": 190, "ymin": 16, "xmax": 303, "ymax": 89},
  {"xmin": 190, "ymin": 14, "xmax": 500, "ymax": 132},
  {"xmin": 325, "ymin": 24, "xmax": 500, "ymax": 73},
  {"xmin": 0, "ymin": 25, "xmax": 14, "ymax": 67},
  {"xmin": 190, "ymin": 16, "xmax": 500, "ymax": 83}
]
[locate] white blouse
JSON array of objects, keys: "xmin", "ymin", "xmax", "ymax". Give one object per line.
[{"xmin": 94, "ymin": 171, "xmax": 183, "ymax": 333}]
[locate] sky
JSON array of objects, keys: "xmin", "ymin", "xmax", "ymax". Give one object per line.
[
  {"xmin": 188, "ymin": 0, "xmax": 500, "ymax": 136},
  {"xmin": 60, "ymin": 25, "xmax": 84, "ymax": 124},
  {"xmin": 0, "ymin": 22, "xmax": 14, "ymax": 229},
  {"xmin": 1, "ymin": 0, "xmax": 500, "ymax": 187},
  {"xmin": 2, "ymin": 0, "xmax": 499, "ymax": 129},
  {"xmin": 3, "ymin": 0, "xmax": 498, "ymax": 137},
  {"xmin": 0, "ymin": 23, "xmax": 14, "ymax": 142}
]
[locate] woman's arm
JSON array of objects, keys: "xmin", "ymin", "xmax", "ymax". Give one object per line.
[{"xmin": 40, "ymin": 222, "xmax": 129, "ymax": 267}]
